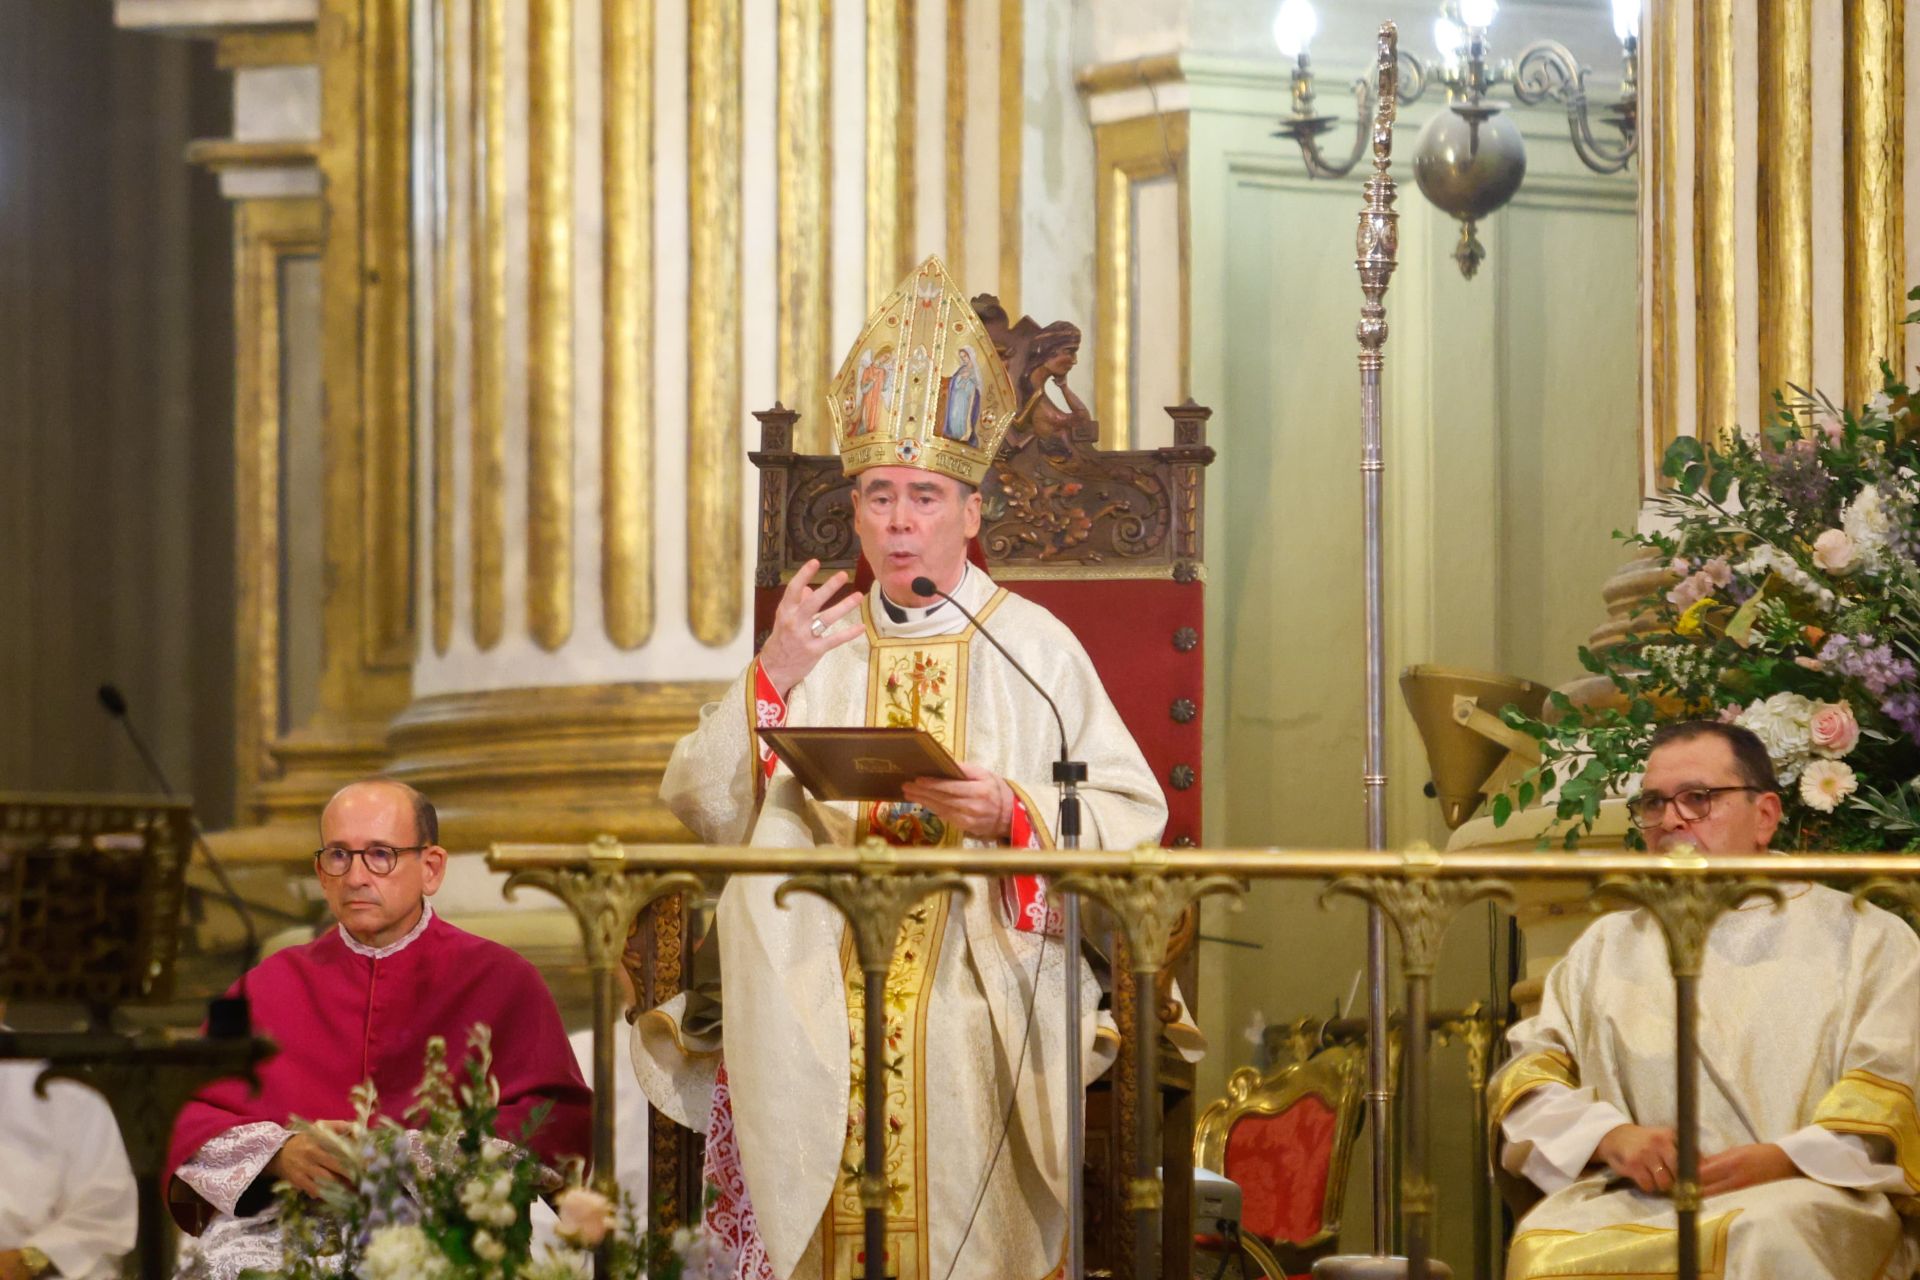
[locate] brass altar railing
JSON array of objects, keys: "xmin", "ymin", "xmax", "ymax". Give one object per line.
[{"xmin": 488, "ymin": 839, "xmax": 1920, "ymax": 1280}]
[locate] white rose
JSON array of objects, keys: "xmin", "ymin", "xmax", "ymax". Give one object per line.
[
  {"xmin": 1812, "ymin": 529, "xmax": 1857, "ymax": 574},
  {"xmin": 1842, "ymin": 486, "xmax": 1896, "ymax": 568},
  {"xmin": 1736, "ymin": 692, "xmax": 1815, "ymax": 783},
  {"xmin": 1799, "ymin": 759, "xmax": 1859, "ymax": 813}
]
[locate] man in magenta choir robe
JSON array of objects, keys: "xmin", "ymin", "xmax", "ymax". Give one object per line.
[{"xmin": 163, "ymin": 780, "xmax": 591, "ymax": 1279}]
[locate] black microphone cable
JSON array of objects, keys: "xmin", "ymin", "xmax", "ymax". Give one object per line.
[{"xmin": 904, "ymin": 577, "xmax": 1085, "ymax": 1280}]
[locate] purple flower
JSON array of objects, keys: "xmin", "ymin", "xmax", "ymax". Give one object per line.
[
  {"xmin": 1819, "ymin": 633, "xmax": 1918, "ymax": 696},
  {"xmin": 1883, "ymin": 691, "xmax": 1920, "ymax": 742},
  {"xmin": 1762, "ymin": 437, "xmax": 1834, "ymax": 516}
]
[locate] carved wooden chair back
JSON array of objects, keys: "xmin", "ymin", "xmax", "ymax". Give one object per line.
[{"xmin": 1193, "ymin": 1043, "xmax": 1370, "ymax": 1279}]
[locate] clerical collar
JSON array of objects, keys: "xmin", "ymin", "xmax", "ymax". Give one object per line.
[
  {"xmin": 339, "ymin": 903, "xmax": 435, "ymax": 959},
  {"xmin": 878, "ymin": 565, "xmax": 966, "ymax": 624}
]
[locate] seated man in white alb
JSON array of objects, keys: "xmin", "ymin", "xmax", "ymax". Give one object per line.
[
  {"xmin": 1491, "ymin": 720, "xmax": 1920, "ymax": 1278},
  {"xmin": 0, "ymin": 1000, "xmax": 138, "ymax": 1280}
]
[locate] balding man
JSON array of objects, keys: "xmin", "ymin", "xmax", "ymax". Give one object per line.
[{"xmin": 163, "ymin": 780, "xmax": 590, "ymax": 1279}]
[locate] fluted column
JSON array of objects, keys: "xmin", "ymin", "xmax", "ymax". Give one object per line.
[
  {"xmin": 1646, "ymin": 0, "xmax": 1912, "ymax": 480},
  {"xmin": 384, "ymin": 0, "xmax": 1061, "ymax": 850}
]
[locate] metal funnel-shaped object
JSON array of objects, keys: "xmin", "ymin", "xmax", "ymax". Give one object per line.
[{"xmin": 1401, "ymin": 665, "xmax": 1548, "ymax": 829}]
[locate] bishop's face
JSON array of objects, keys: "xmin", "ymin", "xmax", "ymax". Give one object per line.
[
  {"xmin": 851, "ymin": 466, "xmax": 981, "ymax": 604},
  {"xmin": 317, "ymin": 782, "xmax": 447, "ymax": 947}
]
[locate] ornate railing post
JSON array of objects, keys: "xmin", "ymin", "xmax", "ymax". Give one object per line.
[
  {"xmin": 1589, "ymin": 857, "xmax": 1784, "ymax": 1280},
  {"xmin": 1326, "ymin": 855, "xmax": 1511, "ymax": 1280},
  {"xmin": 1056, "ymin": 847, "xmax": 1243, "ymax": 1280},
  {"xmin": 776, "ymin": 840, "xmax": 972, "ymax": 1280},
  {"xmin": 503, "ymin": 834, "xmax": 703, "ymax": 1191}
]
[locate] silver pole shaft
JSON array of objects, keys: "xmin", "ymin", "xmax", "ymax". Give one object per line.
[
  {"xmin": 1361, "ymin": 360, "xmax": 1391, "ymax": 1253},
  {"xmin": 1064, "ymin": 885, "xmax": 1083, "ymax": 1280},
  {"xmin": 1354, "ymin": 23, "xmax": 1401, "ymax": 1261}
]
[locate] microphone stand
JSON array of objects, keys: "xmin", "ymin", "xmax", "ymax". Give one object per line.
[
  {"xmin": 908, "ymin": 576, "xmax": 1095, "ymax": 1277},
  {"xmin": 98, "ymin": 684, "xmax": 259, "ymax": 1036},
  {"xmin": 1056, "ymin": 755, "xmax": 1086, "ymax": 1280}
]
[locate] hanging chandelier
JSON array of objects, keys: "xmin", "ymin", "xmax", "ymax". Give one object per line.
[{"xmin": 1272, "ymin": 0, "xmax": 1639, "ymax": 278}]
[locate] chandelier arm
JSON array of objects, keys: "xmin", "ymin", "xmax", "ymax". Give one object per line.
[
  {"xmin": 1509, "ymin": 37, "xmax": 1637, "ymax": 175},
  {"xmin": 1509, "ymin": 39, "xmax": 1582, "ymax": 108},
  {"xmin": 1567, "ymin": 96, "xmax": 1638, "ymax": 174},
  {"xmin": 1396, "ymin": 51, "xmax": 1431, "ymax": 105},
  {"xmin": 1298, "ymin": 76, "xmax": 1372, "ymax": 180}
]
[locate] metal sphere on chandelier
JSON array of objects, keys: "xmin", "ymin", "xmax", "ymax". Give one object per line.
[{"xmin": 1273, "ymin": 0, "xmax": 1640, "ymax": 278}]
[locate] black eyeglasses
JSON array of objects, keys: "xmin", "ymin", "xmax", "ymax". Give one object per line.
[
  {"xmin": 1625, "ymin": 786, "xmax": 1762, "ymax": 830},
  {"xmin": 314, "ymin": 844, "xmax": 427, "ymax": 877}
]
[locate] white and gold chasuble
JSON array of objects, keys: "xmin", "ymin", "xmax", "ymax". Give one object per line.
[
  {"xmin": 640, "ymin": 567, "xmax": 1168, "ymax": 1280},
  {"xmin": 1492, "ymin": 884, "xmax": 1920, "ymax": 1279}
]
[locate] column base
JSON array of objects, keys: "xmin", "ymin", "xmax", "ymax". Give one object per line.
[{"xmin": 383, "ymin": 679, "xmax": 726, "ymax": 851}]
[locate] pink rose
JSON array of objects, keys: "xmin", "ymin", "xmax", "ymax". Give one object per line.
[
  {"xmin": 555, "ymin": 1187, "xmax": 616, "ymax": 1247},
  {"xmin": 1812, "ymin": 529, "xmax": 1856, "ymax": 574},
  {"xmin": 1818, "ymin": 414, "xmax": 1845, "ymax": 444},
  {"xmin": 1701, "ymin": 556, "xmax": 1732, "ymax": 587},
  {"xmin": 1809, "ymin": 700, "xmax": 1860, "ymax": 758}
]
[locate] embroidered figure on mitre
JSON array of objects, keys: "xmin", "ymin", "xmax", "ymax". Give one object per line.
[{"xmin": 827, "ymin": 255, "xmax": 1018, "ymax": 487}]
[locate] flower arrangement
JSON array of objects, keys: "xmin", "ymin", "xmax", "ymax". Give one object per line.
[
  {"xmin": 1498, "ymin": 309, "xmax": 1920, "ymax": 850},
  {"xmin": 248, "ymin": 1025, "xmax": 735, "ymax": 1280}
]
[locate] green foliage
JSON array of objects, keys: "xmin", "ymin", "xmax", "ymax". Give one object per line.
[
  {"xmin": 1493, "ymin": 357, "xmax": 1920, "ymax": 852},
  {"xmin": 234, "ymin": 1025, "xmax": 734, "ymax": 1280}
]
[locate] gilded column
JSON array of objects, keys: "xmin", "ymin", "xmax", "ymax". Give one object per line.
[
  {"xmin": 997, "ymin": 0, "xmax": 1022, "ymax": 316},
  {"xmin": 604, "ymin": 0, "xmax": 654, "ymax": 649},
  {"xmin": 865, "ymin": 0, "xmax": 914, "ymax": 307},
  {"xmin": 778, "ymin": 0, "xmax": 833, "ymax": 451},
  {"xmin": 471, "ymin": 0, "xmax": 506, "ymax": 651},
  {"xmin": 1844, "ymin": 0, "xmax": 1906, "ymax": 407},
  {"xmin": 1693, "ymin": 0, "xmax": 1736, "ymax": 444},
  {"xmin": 527, "ymin": 0, "xmax": 575, "ymax": 651},
  {"xmin": 945, "ymin": 0, "xmax": 966, "ymax": 285},
  {"xmin": 688, "ymin": 0, "xmax": 743, "ymax": 647},
  {"xmin": 387, "ymin": 0, "xmax": 732, "ymax": 855},
  {"xmin": 431, "ymin": 0, "xmax": 458, "ymax": 654},
  {"xmin": 1643, "ymin": 0, "xmax": 1679, "ymax": 478},
  {"xmin": 1758, "ymin": 0, "xmax": 1814, "ymax": 410},
  {"xmin": 355, "ymin": 0, "xmax": 417, "ymax": 671}
]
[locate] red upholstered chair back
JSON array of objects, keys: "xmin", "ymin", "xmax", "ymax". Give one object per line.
[
  {"xmin": 1225, "ymin": 1091, "xmax": 1341, "ymax": 1243},
  {"xmin": 1194, "ymin": 1043, "xmax": 1369, "ymax": 1276},
  {"xmin": 746, "ymin": 296, "xmax": 1215, "ymax": 847}
]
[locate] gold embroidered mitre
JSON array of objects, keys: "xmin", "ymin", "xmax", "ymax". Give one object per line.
[{"xmin": 827, "ymin": 255, "xmax": 1017, "ymax": 487}]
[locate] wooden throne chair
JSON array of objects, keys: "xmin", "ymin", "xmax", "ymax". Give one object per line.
[
  {"xmin": 640, "ymin": 296, "xmax": 1216, "ymax": 1279},
  {"xmin": 1193, "ymin": 1042, "xmax": 1370, "ymax": 1279}
]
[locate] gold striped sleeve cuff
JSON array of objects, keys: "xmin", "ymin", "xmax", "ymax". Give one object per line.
[
  {"xmin": 1812, "ymin": 1068, "xmax": 1920, "ymax": 1203},
  {"xmin": 1487, "ymin": 1049, "xmax": 1580, "ymax": 1155}
]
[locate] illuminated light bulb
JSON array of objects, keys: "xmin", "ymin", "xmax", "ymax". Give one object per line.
[
  {"xmin": 1458, "ymin": 0, "xmax": 1498, "ymax": 31},
  {"xmin": 1433, "ymin": 15, "xmax": 1465, "ymax": 64},
  {"xmin": 1272, "ymin": 0, "xmax": 1319, "ymax": 59},
  {"xmin": 1612, "ymin": 0, "xmax": 1640, "ymax": 42}
]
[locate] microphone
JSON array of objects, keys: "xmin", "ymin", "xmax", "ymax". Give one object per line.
[
  {"xmin": 98, "ymin": 683, "xmax": 259, "ymax": 1034},
  {"xmin": 911, "ymin": 573, "xmax": 1090, "ymax": 1280},
  {"xmin": 907, "ymin": 576, "xmax": 1089, "ymax": 827}
]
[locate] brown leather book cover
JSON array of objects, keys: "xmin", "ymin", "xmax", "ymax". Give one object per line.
[{"xmin": 756, "ymin": 726, "xmax": 968, "ymax": 801}]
